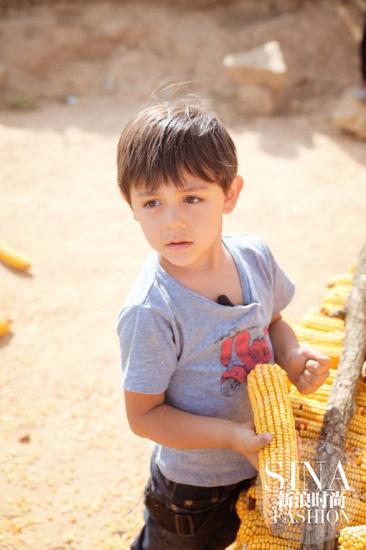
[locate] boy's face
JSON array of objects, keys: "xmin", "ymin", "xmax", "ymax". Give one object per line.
[{"xmin": 128, "ymin": 173, "xmax": 243, "ymax": 272}]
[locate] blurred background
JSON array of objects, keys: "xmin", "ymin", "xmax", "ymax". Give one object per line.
[{"xmin": 0, "ymin": 1, "xmax": 365, "ymax": 548}]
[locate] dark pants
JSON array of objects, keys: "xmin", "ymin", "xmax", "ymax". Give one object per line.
[{"xmin": 131, "ymin": 455, "xmax": 255, "ymax": 550}]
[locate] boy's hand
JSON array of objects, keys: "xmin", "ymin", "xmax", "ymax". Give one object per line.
[
  {"xmin": 231, "ymin": 420, "xmax": 272, "ymax": 470},
  {"xmin": 285, "ymin": 345, "xmax": 330, "ymax": 395},
  {"xmin": 232, "ymin": 421, "xmax": 303, "ymax": 470}
]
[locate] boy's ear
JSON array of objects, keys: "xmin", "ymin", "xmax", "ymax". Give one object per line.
[{"xmin": 223, "ymin": 176, "xmax": 244, "ymax": 214}]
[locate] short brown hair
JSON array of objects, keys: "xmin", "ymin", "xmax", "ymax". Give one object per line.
[{"xmin": 117, "ymin": 97, "xmax": 238, "ymax": 205}]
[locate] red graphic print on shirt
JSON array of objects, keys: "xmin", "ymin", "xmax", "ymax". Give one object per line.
[{"xmin": 220, "ymin": 328, "xmax": 272, "ymax": 396}]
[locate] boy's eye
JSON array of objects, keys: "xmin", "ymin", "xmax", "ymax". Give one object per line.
[
  {"xmin": 143, "ymin": 199, "xmax": 160, "ymax": 208},
  {"xmin": 185, "ymin": 196, "xmax": 202, "ymax": 204}
]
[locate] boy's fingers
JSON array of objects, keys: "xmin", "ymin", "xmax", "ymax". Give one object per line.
[
  {"xmin": 297, "ymin": 374, "xmax": 314, "ymax": 394},
  {"xmin": 298, "ymin": 367, "xmax": 329, "ymax": 393},
  {"xmin": 305, "ymin": 359, "xmax": 329, "ymax": 376},
  {"xmin": 305, "ymin": 349, "xmax": 330, "ymax": 364},
  {"xmin": 300, "ymin": 370, "xmax": 314, "ymax": 386},
  {"xmin": 247, "ymin": 432, "xmax": 273, "ymax": 452}
]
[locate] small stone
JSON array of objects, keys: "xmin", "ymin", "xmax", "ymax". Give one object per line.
[
  {"xmin": 223, "ymin": 41, "xmax": 287, "ymax": 92},
  {"xmin": 223, "ymin": 41, "xmax": 287, "ymax": 114}
]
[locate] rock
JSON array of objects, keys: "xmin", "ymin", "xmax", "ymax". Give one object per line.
[
  {"xmin": 223, "ymin": 41, "xmax": 287, "ymax": 92},
  {"xmin": 223, "ymin": 41, "xmax": 287, "ymax": 114},
  {"xmin": 332, "ymin": 87, "xmax": 366, "ymax": 141}
]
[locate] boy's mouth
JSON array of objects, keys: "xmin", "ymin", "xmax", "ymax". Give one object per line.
[{"xmin": 166, "ymin": 241, "xmax": 192, "ymax": 249}]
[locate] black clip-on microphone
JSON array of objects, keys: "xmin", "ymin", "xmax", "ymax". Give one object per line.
[{"xmin": 217, "ymin": 294, "xmax": 235, "ymax": 307}]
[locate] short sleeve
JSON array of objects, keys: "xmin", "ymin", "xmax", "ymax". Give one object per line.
[
  {"xmin": 116, "ymin": 305, "xmax": 178, "ymax": 394},
  {"xmin": 261, "ymin": 240, "xmax": 295, "ymax": 316}
]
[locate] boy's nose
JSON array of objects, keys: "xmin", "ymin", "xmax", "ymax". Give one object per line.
[{"xmin": 164, "ymin": 207, "xmax": 187, "ymax": 229}]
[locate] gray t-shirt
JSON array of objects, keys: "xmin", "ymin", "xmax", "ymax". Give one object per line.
[{"xmin": 116, "ymin": 233, "xmax": 295, "ymax": 487}]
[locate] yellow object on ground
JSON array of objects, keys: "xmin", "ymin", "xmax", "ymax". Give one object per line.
[
  {"xmin": 0, "ymin": 239, "xmax": 31, "ymax": 271},
  {"xmin": 0, "ymin": 317, "xmax": 11, "ymax": 336}
]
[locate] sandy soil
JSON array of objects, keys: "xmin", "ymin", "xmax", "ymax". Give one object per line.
[
  {"xmin": 0, "ymin": 0, "xmax": 364, "ymax": 114},
  {"xmin": 0, "ymin": 1, "xmax": 366, "ymax": 549}
]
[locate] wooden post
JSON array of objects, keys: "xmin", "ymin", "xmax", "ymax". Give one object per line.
[{"xmin": 300, "ymin": 242, "xmax": 366, "ymax": 549}]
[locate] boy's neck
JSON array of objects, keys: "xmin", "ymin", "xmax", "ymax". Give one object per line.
[
  {"xmin": 157, "ymin": 235, "xmax": 244, "ymax": 306},
  {"xmin": 158, "ymin": 236, "xmax": 228, "ymax": 282}
]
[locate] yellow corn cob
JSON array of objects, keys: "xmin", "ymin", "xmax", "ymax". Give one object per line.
[
  {"xmin": 290, "ymin": 382, "xmax": 332, "ymax": 404},
  {"xmin": 290, "ymin": 378, "xmax": 366, "ymax": 408},
  {"xmin": 349, "ymin": 412, "xmax": 366, "ymax": 436},
  {"xmin": 295, "ymin": 442, "xmax": 366, "ymax": 495},
  {"xmin": 235, "ymin": 499, "xmax": 301, "ymax": 548},
  {"xmin": 245, "ymin": 541, "xmax": 300, "ymax": 550},
  {"xmin": 323, "ymin": 285, "xmax": 351, "ymax": 300},
  {"xmin": 291, "ymin": 394, "xmax": 366, "ymax": 437},
  {"xmin": 291, "ymin": 332, "xmax": 343, "ymax": 369},
  {"xmin": 343, "ymin": 467, "xmax": 366, "ymax": 495},
  {"xmin": 338, "ymin": 525, "xmax": 366, "ymax": 549},
  {"xmin": 295, "ymin": 418, "xmax": 366, "ymax": 450},
  {"xmin": 291, "ymin": 396, "xmax": 326, "ymax": 422},
  {"xmin": 294, "ymin": 402, "xmax": 366, "ymax": 436},
  {"xmin": 345, "ymin": 499, "xmax": 366, "ymax": 525},
  {"xmin": 301, "ymin": 307, "xmax": 345, "ymax": 332},
  {"xmin": 338, "ymin": 499, "xmax": 366, "ymax": 530},
  {"xmin": 327, "ymin": 273, "xmax": 354, "ymax": 288},
  {"xmin": 302, "ymin": 413, "xmax": 366, "ymax": 438},
  {"xmin": 247, "ymin": 363, "xmax": 299, "ymax": 536},
  {"xmin": 237, "ymin": 529, "xmax": 301, "ymax": 548},
  {"xmin": 247, "ymin": 483, "xmax": 257, "ymax": 500},
  {"xmin": 292, "ymin": 325, "xmax": 344, "ymax": 347},
  {"xmin": 0, "ymin": 239, "xmax": 31, "ymax": 271},
  {"xmin": 322, "ymin": 286, "xmax": 351, "ymax": 309},
  {"xmin": 235, "ymin": 499, "xmax": 260, "ymax": 528},
  {"xmin": 356, "ymin": 381, "xmax": 366, "ymax": 408},
  {"xmin": 0, "ymin": 317, "xmax": 11, "ymax": 336},
  {"xmin": 320, "ymin": 304, "xmax": 347, "ymax": 318}
]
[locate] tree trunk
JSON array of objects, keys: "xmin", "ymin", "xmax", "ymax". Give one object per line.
[{"xmin": 300, "ymin": 242, "xmax": 366, "ymax": 549}]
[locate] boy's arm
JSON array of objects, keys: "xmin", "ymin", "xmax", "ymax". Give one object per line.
[
  {"xmin": 268, "ymin": 313, "xmax": 330, "ymax": 394},
  {"xmin": 124, "ymin": 390, "xmax": 272, "ymax": 470}
]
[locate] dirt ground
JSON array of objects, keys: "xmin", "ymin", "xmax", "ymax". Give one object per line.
[{"xmin": 1, "ymin": 1, "xmax": 366, "ymax": 549}]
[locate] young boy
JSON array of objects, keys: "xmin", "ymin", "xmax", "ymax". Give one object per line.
[{"xmin": 116, "ymin": 98, "xmax": 330, "ymax": 550}]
